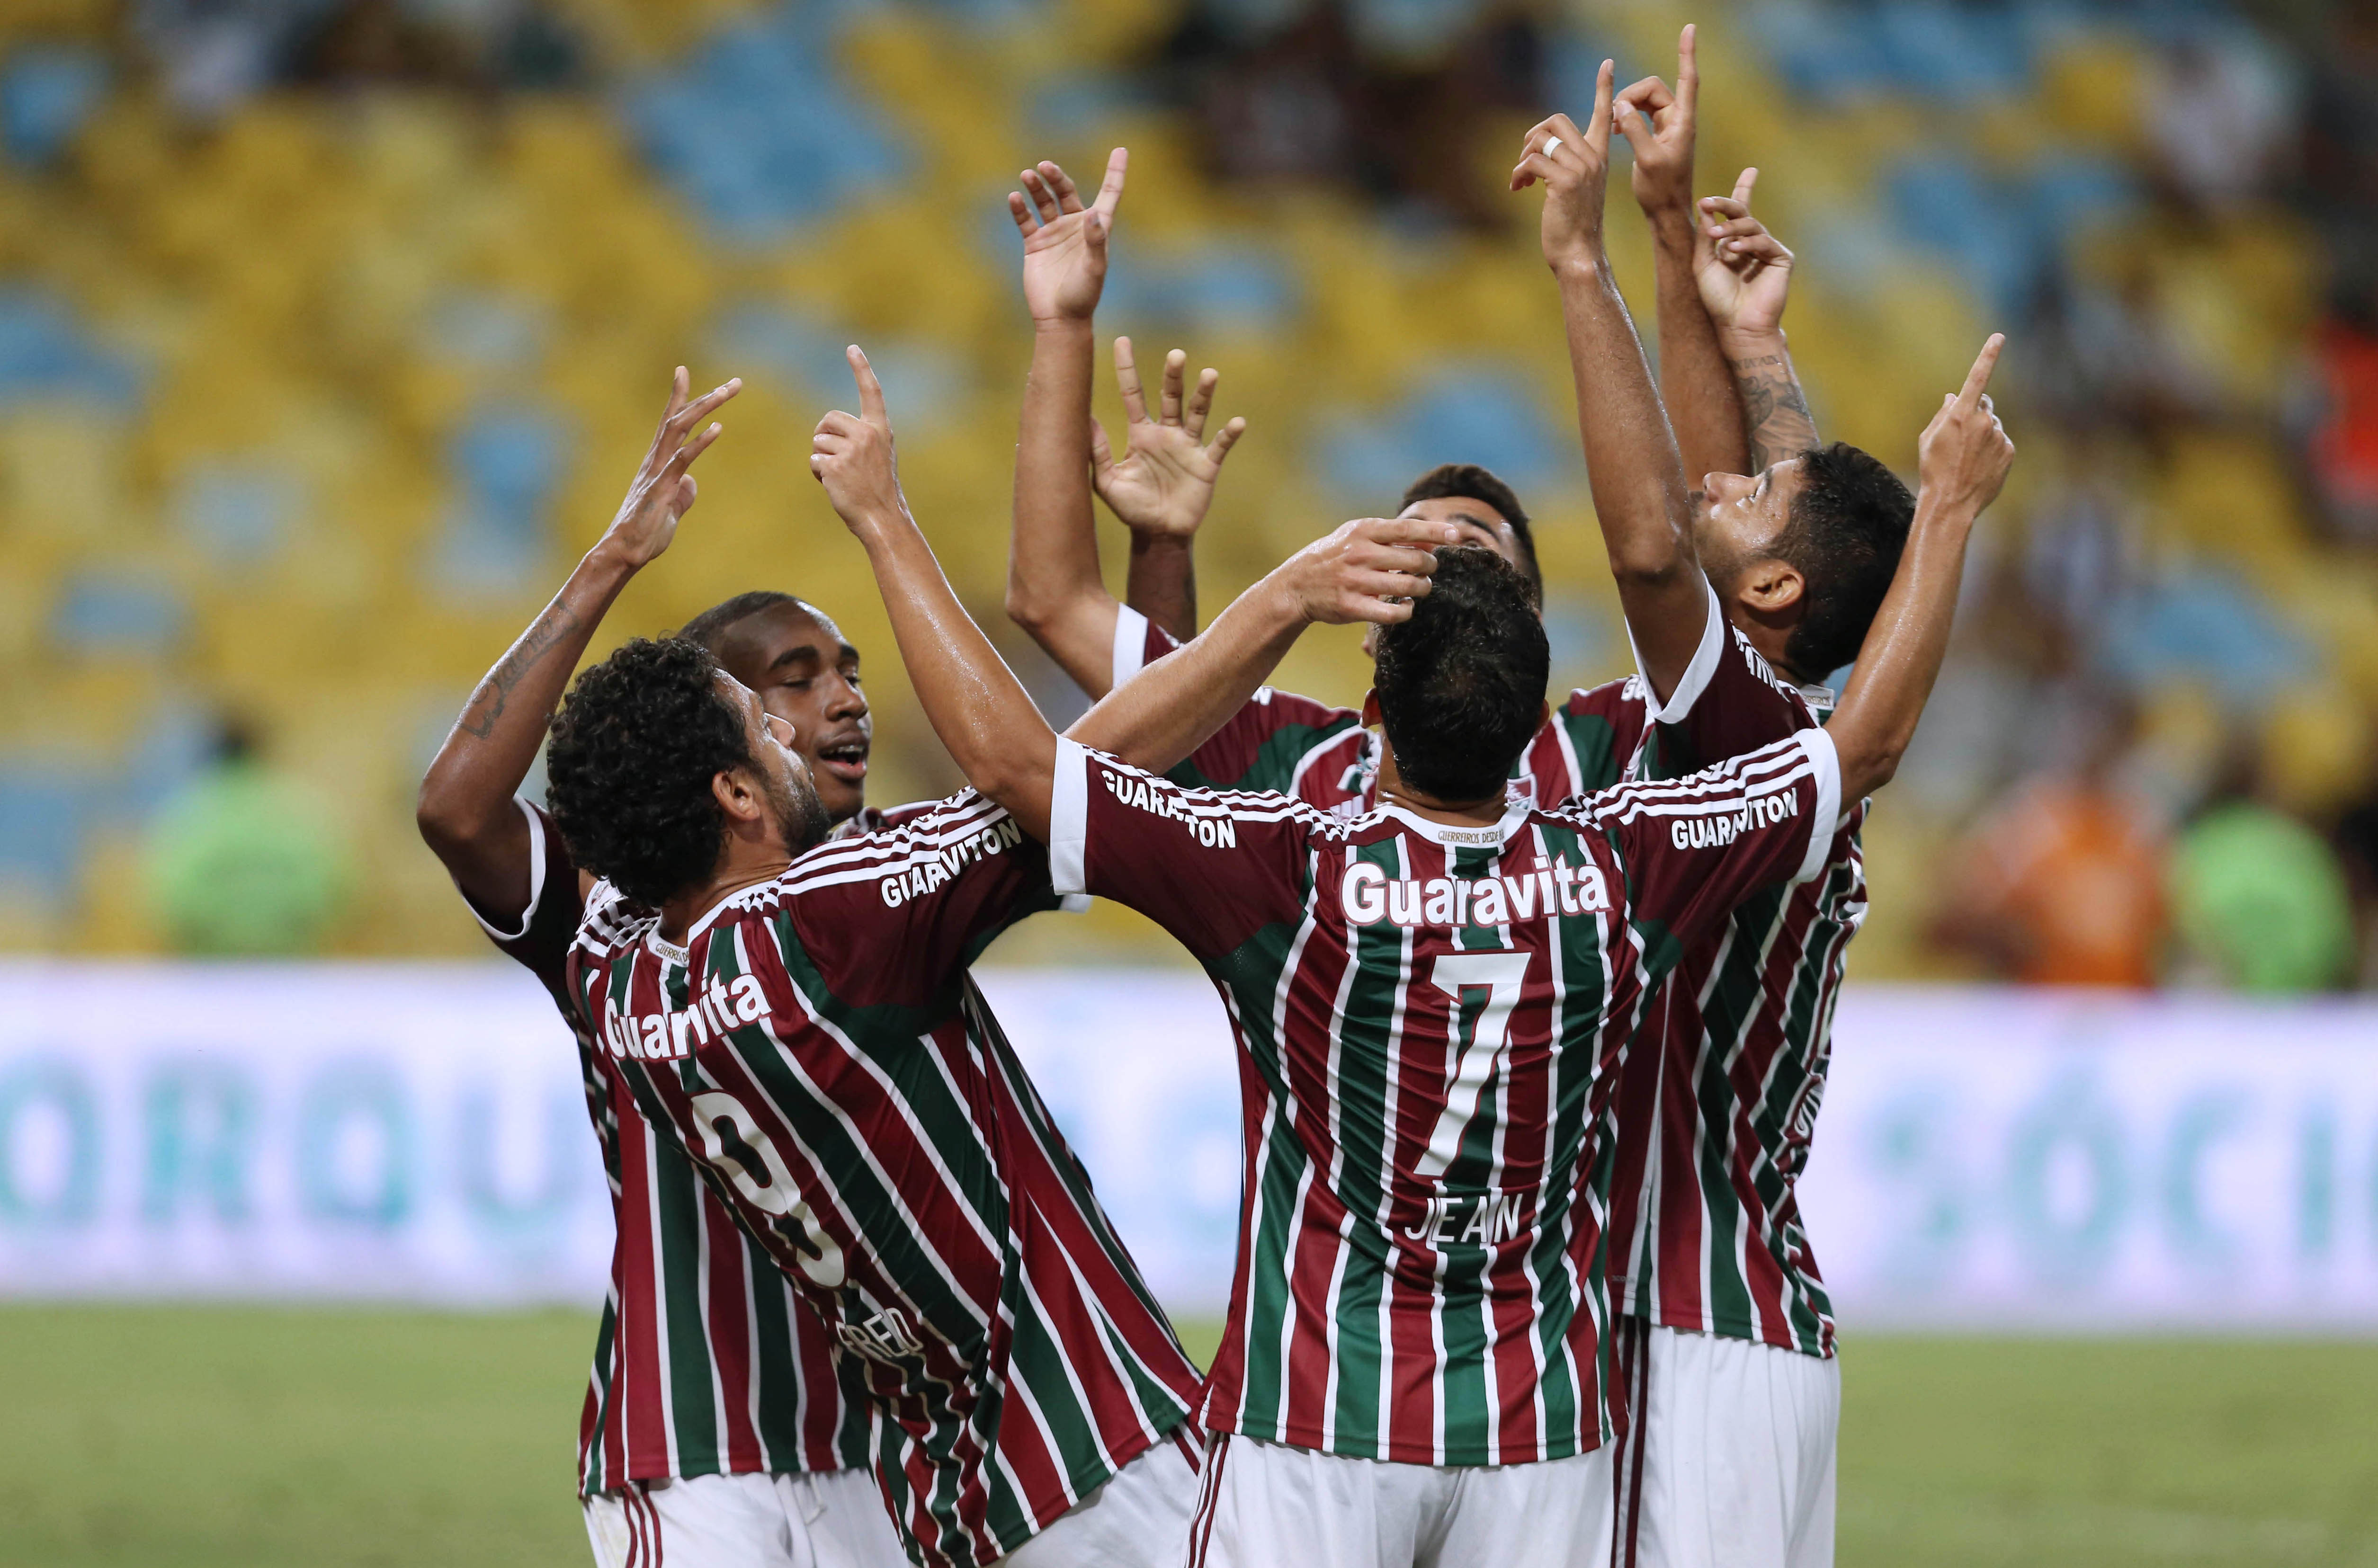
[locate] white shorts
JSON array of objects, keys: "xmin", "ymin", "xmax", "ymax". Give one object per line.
[
  {"xmin": 1004, "ymin": 1430, "xmax": 1203, "ymax": 1568},
  {"xmin": 1186, "ymin": 1432, "xmax": 1613, "ymax": 1568},
  {"xmin": 584, "ymin": 1469, "xmax": 909, "ymax": 1568},
  {"xmin": 1609, "ymin": 1321, "xmax": 1839, "ymax": 1568}
]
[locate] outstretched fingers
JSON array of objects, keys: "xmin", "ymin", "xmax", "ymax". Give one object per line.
[
  {"xmin": 1019, "ymin": 167, "xmax": 1062, "ymax": 225},
  {"xmin": 1159, "ymin": 350, "xmax": 1187, "ymax": 426},
  {"xmin": 1204, "ymin": 415, "xmax": 1245, "ymax": 468},
  {"xmin": 1090, "ymin": 146, "xmax": 1127, "ymax": 218},
  {"xmin": 1183, "ymin": 366, "xmax": 1218, "ymax": 438},
  {"xmin": 1037, "ymin": 160, "xmax": 1084, "ymax": 215},
  {"xmin": 1112, "ymin": 336, "xmax": 1150, "ymax": 424}
]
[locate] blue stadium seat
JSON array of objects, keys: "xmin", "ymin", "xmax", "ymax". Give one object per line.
[
  {"xmin": 0, "ymin": 45, "xmax": 108, "ymax": 168},
  {"xmin": 0, "ymin": 290, "xmax": 142, "ymax": 409},
  {"xmin": 0, "ymin": 769, "xmax": 87, "ymax": 904},
  {"xmin": 175, "ymin": 462, "xmax": 299, "ymax": 565},
  {"xmin": 1318, "ymin": 366, "xmax": 1569, "ymax": 501},
  {"xmin": 622, "ymin": 3, "xmax": 907, "ymax": 245},
  {"xmin": 2095, "ymin": 569, "xmax": 2312, "ymax": 706},
  {"xmin": 49, "ymin": 572, "xmax": 188, "ymax": 659}
]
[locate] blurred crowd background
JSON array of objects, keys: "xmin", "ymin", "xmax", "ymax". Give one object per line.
[{"xmin": 1, "ymin": 0, "xmax": 2376, "ymax": 989}]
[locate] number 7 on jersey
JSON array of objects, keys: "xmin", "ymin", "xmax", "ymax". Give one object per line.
[{"xmin": 1416, "ymin": 950, "xmax": 1531, "ymax": 1179}]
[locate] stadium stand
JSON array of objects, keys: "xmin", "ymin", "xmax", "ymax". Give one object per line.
[{"xmin": 0, "ymin": 0, "xmax": 2371, "ymax": 986}]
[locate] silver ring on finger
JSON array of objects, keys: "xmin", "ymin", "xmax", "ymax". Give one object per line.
[{"xmin": 1542, "ymin": 135, "xmax": 1564, "ymax": 159}]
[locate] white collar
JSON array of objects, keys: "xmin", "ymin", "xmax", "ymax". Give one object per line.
[{"xmin": 1375, "ymin": 796, "xmax": 1535, "ymax": 849}]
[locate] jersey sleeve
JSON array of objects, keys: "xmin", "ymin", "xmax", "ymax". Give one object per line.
[
  {"xmin": 1579, "ymin": 729, "xmax": 1845, "ymax": 954},
  {"xmin": 1630, "ymin": 577, "xmax": 1815, "ymax": 775},
  {"xmin": 784, "ymin": 789, "xmax": 1060, "ymax": 1004},
  {"xmin": 1045, "ymin": 738, "xmax": 1318, "ymax": 960},
  {"xmin": 455, "ymin": 798, "xmax": 586, "ymax": 996},
  {"xmin": 1112, "ymin": 606, "xmax": 1366, "ymax": 794}
]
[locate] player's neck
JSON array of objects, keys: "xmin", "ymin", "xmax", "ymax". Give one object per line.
[
  {"xmin": 1375, "ymin": 749, "xmax": 1506, "ymax": 828},
  {"xmin": 658, "ymin": 852, "xmax": 794, "ymax": 942}
]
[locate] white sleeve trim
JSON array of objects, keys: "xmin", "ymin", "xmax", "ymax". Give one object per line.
[
  {"xmin": 1112, "ymin": 606, "xmax": 1150, "ymax": 689},
  {"xmin": 460, "ymin": 796, "xmax": 547, "ymax": 942},
  {"xmin": 1634, "ymin": 576, "xmax": 1726, "ymax": 724},
  {"xmin": 1790, "ymin": 728, "xmax": 1842, "ymax": 885},
  {"xmin": 1049, "ymin": 738, "xmax": 1091, "ymax": 895}
]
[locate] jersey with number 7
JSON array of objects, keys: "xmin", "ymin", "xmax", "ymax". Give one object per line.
[{"xmin": 1045, "ymin": 726, "xmax": 1846, "ymax": 1467}]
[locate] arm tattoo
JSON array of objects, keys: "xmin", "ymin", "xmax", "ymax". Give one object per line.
[
  {"xmin": 1731, "ymin": 353, "xmax": 1819, "ymax": 472},
  {"xmin": 458, "ymin": 600, "xmax": 582, "ymax": 739}
]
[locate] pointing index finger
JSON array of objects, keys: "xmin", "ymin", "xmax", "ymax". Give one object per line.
[
  {"xmin": 1586, "ymin": 59, "xmax": 1616, "ymax": 159},
  {"xmin": 1957, "ymin": 333, "xmax": 2006, "ymax": 409},
  {"xmin": 1677, "ymin": 23, "xmax": 1699, "ymax": 120},
  {"xmin": 847, "ymin": 345, "xmax": 888, "ymax": 427}
]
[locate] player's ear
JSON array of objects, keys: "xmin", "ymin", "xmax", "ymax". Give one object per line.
[
  {"xmin": 713, "ymin": 767, "xmax": 764, "ymax": 827},
  {"xmin": 1735, "ymin": 558, "xmax": 1805, "ymax": 617}
]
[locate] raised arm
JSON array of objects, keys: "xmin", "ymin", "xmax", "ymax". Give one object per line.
[
  {"xmin": 416, "ymin": 370, "xmax": 736, "ymax": 917},
  {"xmin": 1696, "ymin": 170, "xmax": 1821, "ymax": 469},
  {"xmin": 1825, "ymin": 336, "xmax": 2013, "ymax": 802},
  {"xmin": 1100, "ymin": 339, "xmax": 1245, "ymax": 642},
  {"xmin": 1001, "ymin": 151, "xmax": 1130, "ymax": 694},
  {"xmin": 815, "ymin": 350, "xmax": 1438, "ymax": 841},
  {"xmin": 1614, "ymin": 25, "xmax": 1751, "ymax": 481},
  {"xmin": 1513, "ymin": 67, "xmax": 1708, "ymax": 703}
]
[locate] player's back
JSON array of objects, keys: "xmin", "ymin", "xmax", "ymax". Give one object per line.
[
  {"xmin": 562, "ymin": 792, "xmax": 1202, "ymax": 1568},
  {"xmin": 1047, "ymin": 729, "xmax": 1842, "ymax": 1470}
]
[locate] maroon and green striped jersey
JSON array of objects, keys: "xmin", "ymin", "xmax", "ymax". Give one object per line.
[
  {"xmin": 558, "ymin": 791, "xmax": 1202, "ymax": 1568},
  {"xmin": 1118, "ymin": 592, "xmax": 1862, "ymax": 1361},
  {"xmin": 1044, "ymin": 718, "xmax": 1846, "ymax": 1464},
  {"xmin": 465, "ymin": 800, "xmax": 872, "ymax": 1496}
]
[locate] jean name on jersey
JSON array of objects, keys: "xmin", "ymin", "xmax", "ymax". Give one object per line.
[
  {"xmin": 603, "ymin": 974, "xmax": 771, "ymax": 1060},
  {"xmin": 1340, "ymin": 858, "xmax": 1610, "ymax": 929},
  {"xmin": 1102, "ymin": 767, "xmax": 1240, "ymax": 846},
  {"xmin": 1402, "ymin": 1190, "xmax": 1532, "ymax": 1247},
  {"xmin": 1669, "ymin": 790, "xmax": 1798, "ymax": 849},
  {"xmin": 879, "ymin": 816, "xmax": 1027, "ymax": 906}
]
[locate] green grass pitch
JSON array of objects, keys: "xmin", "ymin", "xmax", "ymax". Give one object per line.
[{"xmin": 2, "ymin": 1307, "xmax": 2374, "ymax": 1567}]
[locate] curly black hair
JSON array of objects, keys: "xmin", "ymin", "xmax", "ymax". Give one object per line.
[
  {"xmin": 1402, "ymin": 463, "xmax": 1541, "ymax": 606},
  {"xmin": 1775, "ymin": 442, "xmax": 1915, "ymax": 682},
  {"xmin": 545, "ymin": 636, "xmax": 752, "ymax": 908},
  {"xmin": 1373, "ymin": 546, "xmax": 1549, "ymax": 804}
]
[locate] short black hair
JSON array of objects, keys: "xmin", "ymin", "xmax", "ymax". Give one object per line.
[
  {"xmin": 1775, "ymin": 442, "xmax": 1915, "ymax": 680},
  {"xmin": 1402, "ymin": 464, "xmax": 1541, "ymax": 604},
  {"xmin": 678, "ymin": 591, "xmax": 813, "ymax": 660},
  {"xmin": 1373, "ymin": 547, "xmax": 1549, "ymax": 804},
  {"xmin": 545, "ymin": 637, "xmax": 752, "ymax": 908}
]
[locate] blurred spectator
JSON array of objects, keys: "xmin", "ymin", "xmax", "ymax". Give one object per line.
[
  {"xmin": 147, "ymin": 717, "xmax": 352, "ymax": 956},
  {"xmin": 1159, "ymin": 0, "xmax": 1544, "ymax": 226},
  {"xmin": 1934, "ymin": 696, "xmax": 2167, "ymax": 988},
  {"xmin": 2302, "ymin": 298, "xmax": 2378, "ymax": 545},
  {"xmin": 2332, "ymin": 784, "xmax": 2378, "ymax": 988},
  {"xmin": 2143, "ymin": 30, "xmax": 2295, "ymax": 216},
  {"xmin": 2166, "ymin": 742, "xmax": 2354, "ymax": 992}
]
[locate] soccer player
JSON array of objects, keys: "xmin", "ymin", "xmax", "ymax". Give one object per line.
[
  {"xmin": 1590, "ymin": 33, "xmax": 1875, "ymax": 1568},
  {"xmin": 520, "ymin": 351, "xmax": 1455, "ymax": 1568},
  {"xmin": 418, "ymin": 373, "xmax": 909, "ymax": 1568},
  {"xmin": 808, "ymin": 314, "xmax": 2013, "ymax": 1564}
]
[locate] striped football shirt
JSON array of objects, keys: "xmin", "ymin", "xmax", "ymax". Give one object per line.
[
  {"xmin": 1045, "ymin": 723, "xmax": 1847, "ymax": 1463},
  {"xmin": 1117, "ymin": 587, "xmax": 1863, "ymax": 1360},
  {"xmin": 558, "ymin": 791, "xmax": 1203, "ymax": 1568},
  {"xmin": 465, "ymin": 799, "xmax": 873, "ymax": 1496}
]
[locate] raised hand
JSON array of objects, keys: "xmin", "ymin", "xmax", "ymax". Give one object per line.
[
  {"xmin": 1613, "ymin": 25, "xmax": 1699, "ymax": 230},
  {"xmin": 1090, "ymin": 337, "xmax": 1246, "ymax": 541},
  {"xmin": 810, "ymin": 347, "xmax": 906, "ymax": 529},
  {"xmin": 1512, "ymin": 61, "xmax": 1617, "ymax": 273},
  {"xmin": 1278, "ymin": 517, "xmax": 1461, "ymax": 627},
  {"xmin": 1696, "ymin": 169, "xmax": 1795, "ymax": 338},
  {"xmin": 598, "ymin": 367, "xmax": 738, "ymax": 569},
  {"xmin": 1919, "ymin": 334, "xmax": 2015, "ymax": 516},
  {"xmin": 1010, "ymin": 149, "xmax": 1127, "ymax": 326}
]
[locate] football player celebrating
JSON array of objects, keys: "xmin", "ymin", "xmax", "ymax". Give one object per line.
[{"xmin": 418, "ymin": 374, "xmax": 906, "ymax": 1568}]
